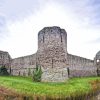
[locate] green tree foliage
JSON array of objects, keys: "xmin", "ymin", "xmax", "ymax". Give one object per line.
[
  {"xmin": 33, "ymin": 65, "xmax": 42, "ymax": 82},
  {"xmin": 0, "ymin": 65, "xmax": 9, "ymax": 76}
]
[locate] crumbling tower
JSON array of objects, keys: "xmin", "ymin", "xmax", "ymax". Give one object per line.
[
  {"xmin": 37, "ymin": 26, "xmax": 68, "ymax": 82},
  {"xmin": 0, "ymin": 50, "xmax": 11, "ymax": 68},
  {"xmin": 94, "ymin": 51, "xmax": 100, "ymax": 76}
]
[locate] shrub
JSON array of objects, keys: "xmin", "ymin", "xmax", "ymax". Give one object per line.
[
  {"xmin": 33, "ymin": 65, "xmax": 42, "ymax": 82},
  {"xmin": 0, "ymin": 65, "xmax": 9, "ymax": 76}
]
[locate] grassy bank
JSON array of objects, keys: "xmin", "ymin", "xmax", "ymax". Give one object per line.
[{"xmin": 0, "ymin": 76, "xmax": 99, "ymax": 99}]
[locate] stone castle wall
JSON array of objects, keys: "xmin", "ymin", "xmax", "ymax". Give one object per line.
[
  {"xmin": 11, "ymin": 54, "xmax": 36, "ymax": 76},
  {"xmin": 0, "ymin": 26, "xmax": 98, "ymax": 82},
  {"xmin": 67, "ymin": 54, "xmax": 97, "ymax": 77},
  {"xmin": 10, "ymin": 52, "xmax": 97, "ymax": 78}
]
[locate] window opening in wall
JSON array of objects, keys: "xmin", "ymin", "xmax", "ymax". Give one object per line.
[
  {"xmin": 67, "ymin": 67, "xmax": 70, "ymax": 76},
  {"xmin": 52, "ymin": 59, "xmax": 53, "ymax": 68},
  {"xmin": 97, "ymin": 59, "xmax": 100, "ymax": 63},
  {"xmin": 60, "ymin": 33, "xmax": 62, "ymax": 42},
  {"xmin": 18, "ymin": 71, "xmax": 20, "ymax": 76},
  {"xmin": 37, "ymin": 57, "xmax": 40, "ymax": 64},
  {"xmin": 43, "ymin": 35, "xmax": 44, "ymax": 43},
  {"xmin": 61, "ymin": 35, "xmax": 62, "ymax": 42}
]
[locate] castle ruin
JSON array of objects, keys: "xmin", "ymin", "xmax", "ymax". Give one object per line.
[{"xmin": 0, "ymin": 26, "xmax": 99, "ymax": 82}]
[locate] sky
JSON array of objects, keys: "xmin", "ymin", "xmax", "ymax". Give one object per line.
[{"xmin": 0, "ymin": 0, "xmax": 100, "ymax": 59}]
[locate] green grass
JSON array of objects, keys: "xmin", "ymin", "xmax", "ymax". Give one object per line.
[{"xmin": 0, "ymin": 76, "xmax": 99, "ymax": 98}]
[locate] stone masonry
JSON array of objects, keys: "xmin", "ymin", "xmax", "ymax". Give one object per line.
[
  {"xmin": 94, "ymin": 51, "xmax": 100, "ymax": 76},
  {"xmin": 67, "ymin": 54, "xmax": 97, "ymax": 77},
  {"xmin": 0, "ymin": 50, "xmax": 11, "ymax": 68},
  {"xmin": 37, "ymin": 27, "xmax": 68, "ymax": 82},
  {"xmin": 11, "ymin": 54, "xmax": 36, "ymax": 76},
  {"xmin": 0, "ymin": 26, "xmax": 99, "ymax": 82}
]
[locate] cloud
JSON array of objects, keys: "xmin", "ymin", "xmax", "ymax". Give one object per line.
[
  {"xmin": 0, "ymin": 0, "xmax": 100, "ymax": 59},
  {"xmin": 94, "ymin": 38, "xmax": 100, "ymax": 43},
  {"xmin": 57, "ymin": 0, "xmax": 100, "ymax": 27},
  {"xmin": 88, "ymin": 37, "xmax": 100, "ymax": 44},
  {"xmin": 0, "ymin": 0, "xmax": 48, "ymax": 21},
  {"xmin": 0, "ymin": 0, "xmax": 47, "ymax": 42},
  {"xmin": 0, "ymin": 15, "xmax": 9, "ymax": 41}
]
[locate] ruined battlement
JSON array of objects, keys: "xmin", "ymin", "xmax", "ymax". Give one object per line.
[
  {"xmin": 0, "ymin": 50, "xmax": 11, "ymax": 68},
  {"xmin": 67, "ymin": 54, "xmax": 97, "ymax": 77},
  {"xmin": 0, "ymin": 26, "xmax": 99, "ymax": 82},
  {"xmin": 11, "ymin": 54, "xmax": 36, "ymax": 76},
  {"xmin": 37, "ymin": 26, "xmax": 67, "ymax": 69},
  {"xmin": 67, "ymin": 53, "xmax": 94, "ymax": 68},
  {"xmin": 38, "ymin": 26, "xmax": 67, "ymax": 52},
  {"xmin": 37, "ymin": 26, "xmax": 68, "ymax": 82}
]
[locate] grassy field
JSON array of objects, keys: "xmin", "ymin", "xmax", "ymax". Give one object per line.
[{"xmin": 0, "ymin": 76, "xmax": 100, "ymax": 99}]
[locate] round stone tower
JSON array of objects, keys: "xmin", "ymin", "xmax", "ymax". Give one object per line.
[{"xmin": 37, "ymin": 26, "xmax": 68, "ymax": 82}]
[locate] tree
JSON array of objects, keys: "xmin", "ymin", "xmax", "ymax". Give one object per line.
[{"xmin": 33, "ymin": 65, "xmax": 42, "ymax": 82}]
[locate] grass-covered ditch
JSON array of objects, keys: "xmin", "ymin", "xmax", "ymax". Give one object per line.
[{"xmin": 0, "ymin": 76, "xmax": 99, "ymax": 100}]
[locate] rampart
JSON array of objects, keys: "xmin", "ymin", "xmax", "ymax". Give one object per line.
[
  {"xmin": 0, "ymin": 26, "xmax": 99, "ymax": 82},
  {"xmin": 67, "ymin": 54, "xmax": 97, "ymax": 77},
  {"xmin": 11, "ymin": 54, "xmax": 36, "ymax": 76}
]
